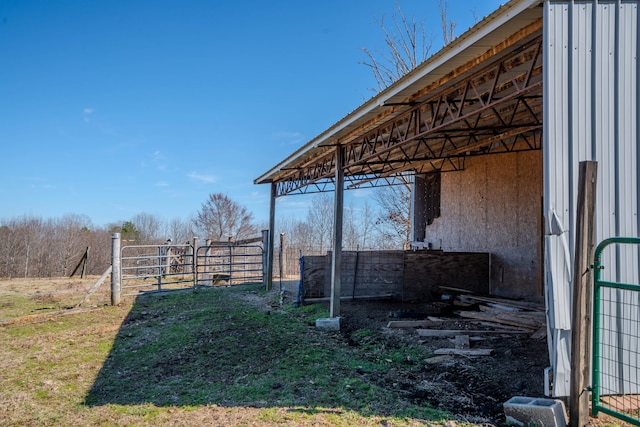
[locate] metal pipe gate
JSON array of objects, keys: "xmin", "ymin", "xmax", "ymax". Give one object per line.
[
  {"xmin": 120, "ymin": 242, "xmax": 195, "ymax": 296},
  {"xmin": 592, "ymin": 237, "xmax": 640, "ymax": 426},
  {"xmin": 195, "ymin": 244, "xmax": 263, "ymax": 286},
  {"xmin": 113, "ymin": 235, "xmax": 265, "ymax": 298}
]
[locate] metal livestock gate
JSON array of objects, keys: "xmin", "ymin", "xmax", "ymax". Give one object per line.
[
  {"xmin": 118, "ymin": 240, "xmax": 264, "ymax": 296},
  {"xmin": 120, "ymin": 242, "xmax": 196, "ymax": 296},
  {"xmin": 195, "ymin": 243, "xmax": 264, "ymax": 286},
  {"xmin": 592, "ymin": 237, "xmax": 640, "ymax": 426}
]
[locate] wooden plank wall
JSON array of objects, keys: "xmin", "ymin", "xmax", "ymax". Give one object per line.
[
  {"xmin": 300, "ymin": 255, "xmax": 329, "ymax": 298},
  {"xmin": 403, "ymin": 251, "xmax": 490, "ymax": 301},
  {"xmin": 301, "ymin": 250, "xmax": 490, "ymax": 302}
]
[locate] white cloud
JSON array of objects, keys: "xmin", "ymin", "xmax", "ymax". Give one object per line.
[
  {"xmin": 82, "ymin": 107, "xmax": 94, "ymax": 122},
  {"xmin": 155, "ymin": 181, "xmax": 169, "ymax": 187},
  {"xmin": 188, "ymin": 171, "xmax": 217, "ymax": 184},
  {"xmin": 271, "ymin": 131, "xmax": 305, "ymax": 146},
  {"xmin": 149, "ymin": 150, "xmax": 167, "ymax": 171},
  {"xmin": 28, "ymin": 177, "xmax": 54, "ymax": 189}
]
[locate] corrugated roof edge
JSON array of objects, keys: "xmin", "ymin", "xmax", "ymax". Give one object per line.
[{"xmin": 254, "ymin": 0, "xmax": 542, "ymax": 185}]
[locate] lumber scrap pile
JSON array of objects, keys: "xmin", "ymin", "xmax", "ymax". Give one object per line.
[
  {"xmin": 386, "ymin": 293, "xmax": 547, "ymax": 356},
  {"xmin": 454, "ymin": 294, "xmax": 546, "ymax": 339}
]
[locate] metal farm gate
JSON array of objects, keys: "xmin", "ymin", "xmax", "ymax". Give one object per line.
[
  {"xmin": 195, "ymin": 243, "xmax": 264, "ymax": 286},
  {"xmin": 118, "ymin": 241, "xmax": 264, "ymax": 296},
  {"xmin": 120, "ymin": 242, "xmax": 196, "ymax": 296},
  {"xmin": 592, "ymin": 237, "xmax": 640, "ymax": 426}
]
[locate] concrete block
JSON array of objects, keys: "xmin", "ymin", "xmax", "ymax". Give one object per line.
[
  {"xmin": 503, "ymin": 396, "xmax": 567, "ymax": 427},
  {"xmin": 315, "ymin": 317, "xmax": 341, "ymax": 331}
]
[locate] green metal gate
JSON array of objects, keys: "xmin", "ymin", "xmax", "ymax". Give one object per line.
[{"xmin": 592, "ymin": 237, "xmax": 640, "ymax": 426}]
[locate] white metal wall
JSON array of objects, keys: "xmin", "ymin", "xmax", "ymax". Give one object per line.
[{"xmin": 543, "ymin": 0, "xmax": 639, "ymax": 397}]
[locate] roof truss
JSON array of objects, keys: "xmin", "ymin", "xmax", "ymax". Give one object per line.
[{"xmin": 273, "ymin": 33, "xmax": 543, "ymax": 197}]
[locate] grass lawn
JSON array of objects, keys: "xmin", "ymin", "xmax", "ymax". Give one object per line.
[{"xmin": 0, "ymin": 279, "xmax": 455, "ymax": 426}]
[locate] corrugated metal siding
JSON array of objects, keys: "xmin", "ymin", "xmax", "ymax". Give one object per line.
[{"xmin": 543, "ymin": 0, "xmax": 639, "ymax": 397}]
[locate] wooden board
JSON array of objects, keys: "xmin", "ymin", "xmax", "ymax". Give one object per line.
[
  {"xmin": 386, "ymin": 320, "xmax": 438, "ymax": 328},
  {"xmin": 456, "ymin": 310, "xmax": 543, "ymax": 329},
  {"xmin": 433, "ymin": 348, "xmax": 493, "ymax": 356},
  {"xmin": 416, "ymin": 329, "xmax": 530, "ymax": 337},
  {"xmin": 459, "ymin": 294, "xmax": 544, "ymax": 311}
]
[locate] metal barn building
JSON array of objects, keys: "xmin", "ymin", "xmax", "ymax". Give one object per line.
[{"xmin": 255, "ymin": 0, "xmax": 640, "ymax": 397}]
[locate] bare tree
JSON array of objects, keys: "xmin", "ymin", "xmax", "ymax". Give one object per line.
[
  {"xmin": 360, "ymin": 1, "xmax": 433, "ymax": 92},
  {"xmin": 439, "ymin": 0, "xmax": 456, "ymax": 45},
  {"xmin": 373, "ymin": 184, "xmax": 412, "ymax": 250},
  {"xmin": 166, "ymin": 217, "xmax": 195, "ymax": 245},
  {"xmin": 55, "ymin": 214, "xmax": 92, "ymax": 276},
  {"xmin": 194, "ymin": 193, "xmax": 258, "ymax": 242},
  {"xmin": 132, "ymin": 212, "xmax": 164, "ymax": 244},
  {"xmin": 359, "ymin": 200, "xmax": 376, "ymax": 250},
  {"xmin": 342, "ymin": 204, "xmax": 359, "ymax": 251},
  {"xmin": 305, "ymin": 193, "xmax": 334, "ymax": 253},
  {"xmin": 360, "ymin": 0, "xmax": 458, "ymax": 92},
  {"xmin": 0, "ymin": 214, "xmax": 137, "ymax": 279}
]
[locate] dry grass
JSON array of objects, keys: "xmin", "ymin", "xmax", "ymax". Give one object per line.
[{"xmin": 0, "ymin": 277, "xmax": 453, "ymax": 427}]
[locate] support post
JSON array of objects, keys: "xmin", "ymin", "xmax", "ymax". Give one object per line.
[
  {"xmin": 266, "ymin": 183, "xmax": 276, "ymax": 290},
  {"xmin": 205, "ymin": 239, "xmax": 212, "ymax": 284},
  {"xmin": 262, "ymin": 229, "xmax": 269, "ymax": 287},
  {"xmin": 192, "ymin": 236, "xmax": 198, "ymax": 287},
  {"xmin": 280, "ymin": 232, "xmax": 286, "ymax": 278},
  {"xmin": 569, "ymin": 161, "xmax": 597, "ymax": 427},
  {"xmin": 111, "ymin": 232, "xmax": 121, "ymax": 305},
  {"xmin": 330, "ymin": 145, "xmax": 344, "ymax": 318}
]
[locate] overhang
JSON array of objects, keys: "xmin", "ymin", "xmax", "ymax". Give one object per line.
[{"xmin": 255, "ymin": 0, "xmax": 544, "ymax": 196}]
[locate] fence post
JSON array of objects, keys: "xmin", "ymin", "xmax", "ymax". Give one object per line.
[
  {"xmin": 280, "ymin": 233, "xmax": 287, "ymax": 278},
  {"xmin": 262, "ymin": 230, "xmax": 269, "ymax": 286},
  {"xmin": 192, "ymin": 236, "xmax": 198, "ymax": 287},
  {"xmin": 569, "ymin": 161, "xmax": 597, "ymax": 427},
  {"xmin": 111, "ymin": 232, "xmax": 121, "ymax": 305},
  {"xmin": 228, "ymin": 236, "xmax": 234, "ymax": 285}
]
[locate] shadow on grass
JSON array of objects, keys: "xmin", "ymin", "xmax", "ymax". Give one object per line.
[{"xmin": 84, "ymin": 284, "xmax": 445, "ymax": 421}]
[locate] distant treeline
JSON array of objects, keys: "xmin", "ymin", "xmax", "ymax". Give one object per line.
[
  {"xmin": 0, "ymin": 214, "xmax": 114, "ymax": 279},
  {"xmin": 0, "ymin": 190, "xmax": 409, "ymax": 279}
]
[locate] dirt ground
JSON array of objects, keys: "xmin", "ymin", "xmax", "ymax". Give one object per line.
[
  {"xmin": 290, "ymin": 295, "xmax": 626, "ymax": 427},
  {"xmin": 326, "ymin": 298, "xmax": 548, "ymax": 424}
]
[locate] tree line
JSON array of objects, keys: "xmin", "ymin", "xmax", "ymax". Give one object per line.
[{"xmin": 0, "ymin": 189, "xmax": 409, "ymax": 279}]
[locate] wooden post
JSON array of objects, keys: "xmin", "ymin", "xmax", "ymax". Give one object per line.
[
  {"xmin": 81, "ymin": 246, "xmax": 89, "ymax": 278},
  {"xmin": 205, "ymin": 239, "xmax": 212, "ymax": 282},
  {"xmin": 280, "ymin": 233, "xmax": 287, "ymax": 278},
  {"xmin": 330, "ymin": 145, "xmax": 344, "ymax": 318},
  {"xmin": 111, "ymin": 233, "xmax": 121, "ymax": 305},
  {"xmin": 569, "ymin": 161, "xmax": 597, "ymax": 427}
]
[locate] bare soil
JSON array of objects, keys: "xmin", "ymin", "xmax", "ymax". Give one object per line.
[{"xmin": 314, "ymin": 298, "xmax": 545, "ymax": 425}]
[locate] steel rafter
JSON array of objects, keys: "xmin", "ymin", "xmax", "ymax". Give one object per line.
[
  {"xmin": 275, "ymin": 34, "xmax": 543, "ymax": 196},
  {"xmin": 344, "ymin": 37, "xmax": 543, "ymax": 169},
  {"xmin": 274, "ymin": 171, "xmax": 418, "ymax": 196}
]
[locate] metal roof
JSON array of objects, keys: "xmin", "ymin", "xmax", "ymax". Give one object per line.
[{"xmin": 254, "ymin": 0, "xmax": 544, "ymax": 196}]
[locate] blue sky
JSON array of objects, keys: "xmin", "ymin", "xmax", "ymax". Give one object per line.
[{"xmin": 0, "ymin": 0, "xmax": 502, "ymax": 228}]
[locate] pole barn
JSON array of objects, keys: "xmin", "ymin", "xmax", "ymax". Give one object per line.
[{"xmin": 255, "ymin": 0, "xmax": 640, "ymax": 398}]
